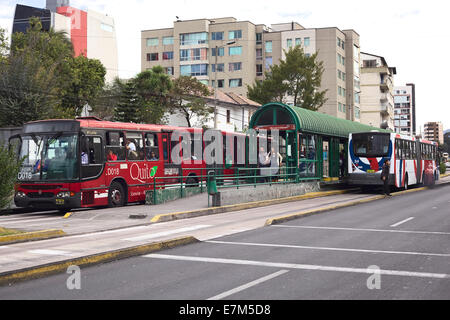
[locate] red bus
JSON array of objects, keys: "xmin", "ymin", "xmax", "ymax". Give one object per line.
[{"xmin": 10, "ymin": 118, "xmax": 251, "ymax": 210}]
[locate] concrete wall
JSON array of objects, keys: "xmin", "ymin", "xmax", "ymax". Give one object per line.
[{"xmin": 216, "ymin": 182, "xmax": 320, "ymax": 206}]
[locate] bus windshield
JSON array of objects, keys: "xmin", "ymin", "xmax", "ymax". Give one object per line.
[
  {"xmin": 17, "ymin": 134, "xmax": 79, "ymax": 181},
  {"xmin": 353, "ymin": 133, "xmax": 390, "ymax": 157}
]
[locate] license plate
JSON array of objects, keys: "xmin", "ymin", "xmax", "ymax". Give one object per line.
[
  {"xmin": 367, "ymin": 170, "xmax": 375, "ymax": 173},
  {"xmin": 56, "ymin": 199, "xmax": 65, "ymax": 205}
]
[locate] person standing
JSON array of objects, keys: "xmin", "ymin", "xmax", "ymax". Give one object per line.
[{"xmin": 381, "ymin": 159, "xmax": 391, "ymax": 196}]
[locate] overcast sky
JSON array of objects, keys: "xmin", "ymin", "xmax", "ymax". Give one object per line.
[{"xmin": 1, "ymin": 0, "xmax": 449, "ymax": 132}]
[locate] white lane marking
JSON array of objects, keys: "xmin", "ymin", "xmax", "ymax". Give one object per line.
[
  {"xmin": 28, "ymin": 249, "xmax": 73, "ymax": 256},
  {"xmin": 205, "ymin": 240, "xmax": 450, "ymax": 257},
  {"xmin": 207, "ymin": 270, "xmax": 289, "ymax": 300},
  {"xmin": 122, "ymin": 225, "xmax": 211, "ymax": 242},
  {"xmin": 272, "ymin": 225, "xmax": 450, "ymax": 235},
  {"xmin": 144, "ymin": 254, "xmax": 450, "ymax": 279},
  {"xmin": 390, "ymin": 217, "xmax": 415, "ymax": 228},
  {"xmin": 0, "ymin": 246, "xmax": 10, "ymax": 249}
]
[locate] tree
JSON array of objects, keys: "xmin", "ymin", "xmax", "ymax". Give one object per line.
[
  {"xmin": 0, "ymin": 146, "xmax": 23, "ymax": 209},
  {"xmin": 59, "ymin": 55, "xmax": 106, "ymax": 118},
  {"xmin": 0, "ymin": 18, "xmax": 106, "ymax": 126},
  {"xmin": 170, "ymin": 76, "xmax": 213, "ymax": 127},
  {"xmin": 134, "ymin": 66, "xmax": 173, "ymax": 124},
  {"xmin": 92, "ymin": 77, "xmax": 126, "ymax": 120},
  {"xmin": 0, "ymin": 19, "xmax": 73, "ymax": 126},
  {"xmin": 113, "ymin": 80, "xmax": 141, "ymax": 123},
  {"xmin": 247, "ymin": 45, "xmax": 327, "ymax": 111}
]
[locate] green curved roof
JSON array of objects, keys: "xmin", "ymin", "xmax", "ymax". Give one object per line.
[{"xmin": 250, "ymin": 102, "xmax": 391, "ymax": 138}]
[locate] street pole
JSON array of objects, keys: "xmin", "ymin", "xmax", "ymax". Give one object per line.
[{"xmin": 214, "ymin": 45, "xmax": 218, "ymax": 129}]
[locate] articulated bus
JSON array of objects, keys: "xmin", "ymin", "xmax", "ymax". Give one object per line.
[
  {"xmin": 348, "ymin": 132, "xmax": 439, "ymax": 189},
  {"xmin": 10, "ymin": 118, "xmax": 254, "ymax": 210}
]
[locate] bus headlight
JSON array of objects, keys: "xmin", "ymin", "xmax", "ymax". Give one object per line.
[
  {"xmin": 56, "ymin": 192, "xmax": 72, "ymax": 198},
  {"xmin": 15, "ymin": 191, "xmax": 26, "ymax": 198}
]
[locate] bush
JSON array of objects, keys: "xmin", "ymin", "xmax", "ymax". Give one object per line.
[
  {"xmin": 0, "ymin": 146, "xmax": 23, "ymax": 209},
  {"xmin": 440, "ymin": 162, "xmax": 446, "ymax": 175}
]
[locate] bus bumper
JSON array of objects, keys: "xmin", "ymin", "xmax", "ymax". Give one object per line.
[
  {"xmin": 348, "ymin": 173, "xmax": 394, "ymax": 186},
  {"xmin": 14, "ymin": 193, "xmax": 82, "ymax": 210}
]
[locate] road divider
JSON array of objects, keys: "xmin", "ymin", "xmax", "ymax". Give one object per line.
[
  {"xmin": 151, "ymin": 189, "xmax": 359, "ymax": 223},
  {"xmin": 0, "ymin": 236, "xmax": 198, "ymax": 286},
  {"xmin": 0, "ymin": 229, "xmax": 66, "ymax": 245}
]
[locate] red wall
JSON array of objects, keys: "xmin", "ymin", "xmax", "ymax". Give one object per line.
[{"xmin": 56, "ymin": 6, "xmax": 87, "ymax": 57}]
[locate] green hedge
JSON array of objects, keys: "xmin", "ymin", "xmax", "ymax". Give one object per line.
[{"xmin": 0, "ymin": 146, "xmax": 23, "ymax": 209}]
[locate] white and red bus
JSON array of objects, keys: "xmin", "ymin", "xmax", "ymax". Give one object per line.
[
  {"xmin": 10, "ymin": 117, "xmax": 251, "ymax": 210},
  {"xmin": 348, "ymin": 132, "xmax": 439, "ymax": 189}
]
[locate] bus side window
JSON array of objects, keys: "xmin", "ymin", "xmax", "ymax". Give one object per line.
[
  {"xmin": 81, "ymin": 136, "xmax": 103, "ymax": 179},
  {"xmin": 106, "ymin": 132, "xmax": 126, "ymax": 161},
  {"xmin": 162, "ymin": 134, "xmax": 169, "ymax": 162},
  {"xmin": 145, "ymin": 133, "xmax": 159, "ymax": 161}
]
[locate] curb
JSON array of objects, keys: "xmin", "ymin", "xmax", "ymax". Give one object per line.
[
  {"xmin": 265, "ymin": 181, "xmax": 450, "ymax": 226},
  {"xmin": 150, "ymin": 188, "xmax": 359, "ymax": 223},
  {"xmin": 0, "ymin": 229, "xmax": 66, "ymax": 245},
  {"xmin": 0, "ymin": 236, "xmax": 198, "ymax": 286}
]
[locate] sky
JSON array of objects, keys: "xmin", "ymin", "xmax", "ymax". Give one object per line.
[{"xmin": 1, "ymin": 0, "xmax": 449, "ymax": 132}]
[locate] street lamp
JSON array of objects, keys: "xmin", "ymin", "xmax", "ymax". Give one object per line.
[{"xmin": 213, "ymin": 40, "xmax": 236, "ymax": 129}]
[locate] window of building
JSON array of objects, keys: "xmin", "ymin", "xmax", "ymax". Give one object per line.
[
  {"xmin": 226, "ymin": 110, "xmax": 231, "ymax": 123},
  {"xmin": 256, "ymin": 48, "xmax": 263, "ymax": 60},
  {"xmin": 180, "ymin": 32, "xmax": 208, "ymax": 45},
  {"xmin": 228, "ymin": 46, "xmax": 242, "ymax": 56},
  {"xmin": 217, "ymin": 79, "xmax": 224, "ymax": 88},
  {"xmin": 165, "ymin": 67, "xmax": 174, "ymax": 75},
  {"xmin": 101, "ymin": 23, "xmax": 113, "ymax": 33},
  {"xmin": 229, "ymin": 79, "xmax": 242, "ymax": 88},
  {"xmin": 180, "ymin": 64, "xmax": 208, "ymax": 76},
  {"xmin": 211, "ymin": 63, "xmax": 224, "ymax": 72},
  {"xmin": 337, "ymin": 37, "xmax": 341, "ymax": 48},
  {"xmin": 256, "ymin": 64, "xmax": 263, "ymax": 76},
  {"xmin": 162, "ymin": 51, "xmax": 173, "ymax": 60},
  {"xmin": 265, "ymin": 57, "xmax": 273, "ymax": 69},
  {"xmin": 180, "ymin": 48, "xmax": 208, "ymax": 61},
  {"xmin": 229, "ymin": 62, "xmax": 242, "ymax": 72},
  {"xmin": 256, "ymin": 33, "xmax": 262, "ymax": 45},
  {"xmin": 146, "ymin": 38, "xmax": 159, "ymax": 46},
  {"xmin": 304, "ymin": 37, "xmax": 310, "ymax": 47},
  {"xmin": 211, "ymin": 32, "xmax": 224, "ymax": 41},
  {"xmin": 211, "ymin": 47, "xmax": 225, "ymax": 57},
  {"xmin": 162, "ymin": 36, "xmax": 174, "ymax": 45},
  {"xmin": 295, "ymin": 38, "xmax": 301, "ymax": 46},
  {"xmin": 147, "ymin": 53, "xmax": 159, "ymax": 61},
  {"xmin": 229, "ymin": 30, "xmax": 242, "ymax": 40},
  {"xmin": 354, "ymin": 106, "xmax": 360, "ymax": 119},
  {"xmin": 287, "ymin": 38, "xmax": 292, "ymax": 48},
  {"xmin": 265, "ymin": 41, "xmax": 272, "ymax": 53}
]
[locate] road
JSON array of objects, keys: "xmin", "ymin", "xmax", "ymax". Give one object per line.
[{"xmin": 0, "ymin": 184, "xmax": 449, "ymax": 300}]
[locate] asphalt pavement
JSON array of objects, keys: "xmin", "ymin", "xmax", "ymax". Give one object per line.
[{"xmin": 1, "ymin": 184, "xmax": 449, "ymax": 300}]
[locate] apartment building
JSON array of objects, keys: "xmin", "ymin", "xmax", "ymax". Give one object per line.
[
  {"xmin": 424, "ymin": 122, "xmax": 444, "ymax": 145},
  {"xmin": 141, "ymin": 17, "xmax": 362, "ymax": 121},
  {"xmin": 360, "ymin": 52, "xmax": 396, "ymax": 130},
  {"xmin": 394, "ymin": 83, "xmax": 416, "ymax": 136}
]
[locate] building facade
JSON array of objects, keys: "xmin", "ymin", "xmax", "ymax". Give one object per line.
[
  {"xmin": 12, "ymin": 1, "xmax": 118, "ymax": 83},
  {"xmin": 359, "ymin": 52, "xmax": 396, "ymax": 130},
  {"xmin": 167, "ymin": 89, "xmax": 260, "ymax": 132},
  {"xmin": 394, "ymin": 83, "xmax": 416, "ymax": 136},
  {"xmin": 141, "ymin": 17, "xmax": 362, "ymax": 122},
  {"xmin": 424, "ymin": 122, "xmax": 444, "ymax": 145}
]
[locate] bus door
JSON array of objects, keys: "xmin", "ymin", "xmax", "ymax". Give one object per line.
[
  {"xmin": 161, "ymin": 132, "xmax": 180, "ymax": 185},
  {"xmin": 416, "ymin": 140, "xmax": 423, "ymax": 183},
  {"xmin": 80, "ymin": 134, "xmax": 105, "ymax": 206}
]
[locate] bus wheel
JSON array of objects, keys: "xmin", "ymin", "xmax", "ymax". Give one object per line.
[
  {"xmin": 186, "ymin": 176, "xmax": 198, "ymax": 188},
  {"xmin": 109, "ymin": 182, "xmax": 125, "ymax": 207}
]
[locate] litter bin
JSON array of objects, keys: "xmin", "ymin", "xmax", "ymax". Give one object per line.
[
  {"xmin": 207, "ymin": 170, "xmax": 218, "ymax": 195},
  {"xmin": 207, "ymin": 170, "xmax": 220, "ymax": 207}
]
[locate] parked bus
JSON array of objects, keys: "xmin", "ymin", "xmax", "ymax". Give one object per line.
[
  {"xmin": 9, "ymin": 118, "xmax": 251, "ymax": 210},
  {"xmin": 348, "ymin": 132, "xmax": 439, "ymax": 189}
]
